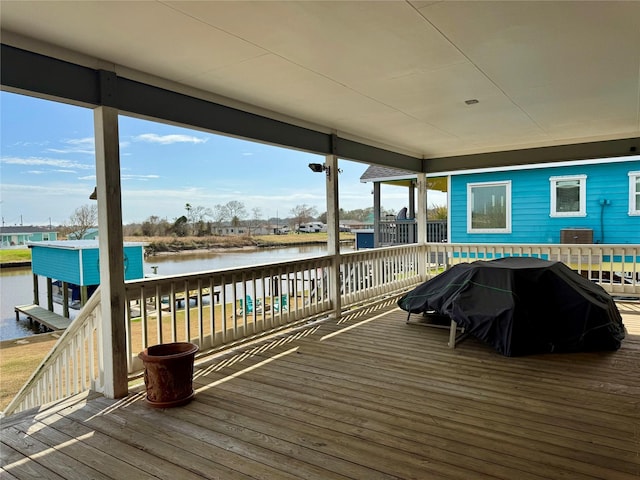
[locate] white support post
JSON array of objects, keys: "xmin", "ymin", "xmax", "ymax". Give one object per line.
[
  {"xmin": 408, "ymin": 181, "xmax": 416, "ymax": 243},
  {"xmin": 325, "ymin": 154, "xmax": 341, "ymax": 319},
  {"xmin": 417, "ymin": 173, "xmax": 428, "ymax": 280},
  {"xmin": 94, "ymin": 106, "xmax": 128, "ymax": 399}
]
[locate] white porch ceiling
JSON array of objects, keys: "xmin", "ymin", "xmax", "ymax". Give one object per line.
[{"xmin": 2, "ymin": 0, "xmax": 640, "ymax": 163}]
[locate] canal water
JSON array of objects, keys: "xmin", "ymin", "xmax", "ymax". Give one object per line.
[{"xmin": 1, "ymin": 244, "xmax": 350, "ymax": 340}]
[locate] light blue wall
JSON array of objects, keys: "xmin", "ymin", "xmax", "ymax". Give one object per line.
[
  {"xmin": 32, "ymin": 244, "xmax": 145, "ymax": 285},
  {"xmin": 31, "ymin": 247, "xmax": 81, "ymax": 284},
  {"xmin": 78, "ymin": 245, "xmax": 145, "ymax": 284},
  {"xmin": 81, "ymin": 248, "xmax": 101, "ymax": 285},
  {"xmin": 450, "ymin": 160, "xmax": 640, "ymax": 244}
]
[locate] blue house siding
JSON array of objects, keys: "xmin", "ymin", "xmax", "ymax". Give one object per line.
[
  {"xmin": 450, "ymin": 160, "xmax": 640, "ymax": 244},
  {"xmin": 123, "ymin": 246, "xmax": 145, "ymax": 281},
  {"xmin": 30, "ymin": 241, "xmax": 145, "ymax": 286},
  {"xmin": 80, "ymin": 248, "xmax": 101, "ymax": 285},
  {"xmin": 31, "ymin": 246, "xmax": 82, "ymax": 285}
]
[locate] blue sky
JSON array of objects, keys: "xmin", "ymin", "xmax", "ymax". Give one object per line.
[{"xmin": 1, "ymin": 91, "xmax": 444, "ymax": 226}]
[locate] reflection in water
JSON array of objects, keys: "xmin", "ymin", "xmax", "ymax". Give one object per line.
[
  {"xmin": 145, "ymin": 245, "xmax": 331, "ymax": 276},
  {"xmin": 1, "ymin": 244, "xmax": 350, "ymax": 340}
]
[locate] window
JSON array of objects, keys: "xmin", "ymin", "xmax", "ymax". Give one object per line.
[
  {"xmin": 630, "ymin": 171, "xmax": 640, "ymax": 215},
  {"xmin": 550, "ymin": 175, "xmax": 586, "ymax": 217},
  {"xmin": 467, "ymin": 181, "xmax": 511, "ymax": 233}
]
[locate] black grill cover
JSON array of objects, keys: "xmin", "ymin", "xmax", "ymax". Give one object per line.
[{"xmin": 398, "ymin": 257, "xmax": 625, "ymax": 356}]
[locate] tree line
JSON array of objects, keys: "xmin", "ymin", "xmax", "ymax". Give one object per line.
[{"xmin": 61, "ymin": 201, "xmax": 447, "ymax": 238}]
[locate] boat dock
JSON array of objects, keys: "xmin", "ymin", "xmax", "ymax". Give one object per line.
[{"xmin": 14, "ymin": 304, "xmax": 71, "ymax": 332}]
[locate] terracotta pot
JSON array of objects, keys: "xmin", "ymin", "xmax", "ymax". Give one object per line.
[{"xmin": 138, "ymin": 342, "xmax": 199, "ymax": 408}]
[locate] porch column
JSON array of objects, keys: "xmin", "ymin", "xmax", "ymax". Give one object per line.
[
  {"xmin": 94, "ymin": 105, "xmax": 128, "ymax": 399},
  {"xmin": 416, "ymin": 173, "xmax": 428, "ymax": 281},
  {"xmin": 325, "ymin": 154, "xmax": 341, "ymax": 319},
  {"xmin": 408, "ymin": 181, "xmax": 415, "ymax": 219},
  {"xmin": 373, "ymin": 182, "xmax": 381, "ymax": 248},
  {"xmin": 408, "ymin": 180, "xmax": 416, "ymax": 243}
]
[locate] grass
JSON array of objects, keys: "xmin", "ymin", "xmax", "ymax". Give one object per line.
[
  {"xmin": 0, "ymin": 334, "xmax": 59, "ymax": 410},
  {"xmin": 0, "ymin": 249, "xmax": 31, "ymax": 263}
]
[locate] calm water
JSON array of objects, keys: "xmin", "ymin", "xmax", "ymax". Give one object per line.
[{"xmin": 1, "ymin": 244, "xmax": 350, "ymax": 341}]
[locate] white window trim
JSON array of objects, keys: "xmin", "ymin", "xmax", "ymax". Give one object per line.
[
  {"xmin": 467, "ymin": 181, "xmax": 512, "ymax": 234},
  {"xmin": 630, "ymin": 171, "xmax": 640, "ymax": 216},
  {"xmin": 550, "ymin": 174, "xmax": 587, "ymax": 217}
]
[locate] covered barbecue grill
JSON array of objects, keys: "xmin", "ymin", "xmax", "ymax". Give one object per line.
[{"xmin": 398, "ymin": 257, "xmax": 625, "ymax": 356}]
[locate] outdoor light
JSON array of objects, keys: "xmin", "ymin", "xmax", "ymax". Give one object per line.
[
  {"xmin": 308, "ymin": 163, "xmax": 326, "ymax": 173},
  {"xmin": 308, "ymin": 163, "xmax": 342, "ymax": 178}
]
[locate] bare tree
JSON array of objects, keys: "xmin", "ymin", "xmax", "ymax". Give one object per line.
[
  {"xmin": 290, "ymin": 204, "xmax": 317, "ymax": 229},
  {"xmin": 212, "ymin": 204, "xmax": 228, "ymax": 228},
  {"xmin": 225, "ymin": 201, "xmax": 247, "ymax": 221},
  {"xmin": 249, "ymin": 207, "xmax": 262, "ymax": 235},
  {"xmin": 65, "ymin": 204, "xmax": 97, "ymax": 239}
]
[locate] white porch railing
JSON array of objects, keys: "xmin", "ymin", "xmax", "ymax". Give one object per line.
[
  {"xmin": 423, "ymin": 243, "xmax": 640, "ymax": 298},
  {"xmin": 4, "ymin": 242, "xmax": 638, "ymax": 416},
  {"xmin": 3, "ymin": 288, "xmax": 104, "ymax": 415},
  {"xmin": 124, "ymin": 256, "xmax": 334, "ymax": 372}
]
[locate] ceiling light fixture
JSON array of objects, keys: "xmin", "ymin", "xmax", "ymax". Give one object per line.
[{"xmin": 465, "ymin": 99, "xmax": 479, "ymax": 105}]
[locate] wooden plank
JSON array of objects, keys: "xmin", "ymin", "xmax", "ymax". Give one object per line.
[
  {"xmin": 2, "ymin": 301, "xmax": 638, "ymax": 480},
  {"xmin": 1, "ymin": 426, "xmax": 112, "ymax": 480},
  {"xmin": 34, "ymin": 411, "xmax": 206, "ymax": 480},
  {"xmin": 8, "ymin": 418, "xmax": 157, "ymax": 480},
  {"xmin": 14, "ymin": 304, "xmax": 71, "ymax": 331},
  {"xmin": 0, "ymin": 442, "xmax": 64, "ymax": 480}
]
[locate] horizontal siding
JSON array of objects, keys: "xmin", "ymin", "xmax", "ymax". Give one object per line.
[
  {"xmin": 451, "ymin": 159, "xmax": 640, "ymax": 244},
  {"xmin": 31, "ymin": 247, "xmax": 81, "ymax": 284},
  {"xmin": 124, "ymin": 246, "xmax": 145, "ymax": 281},
  {"xmin": 81, "ymin": 248, "xmax": 101, "ymax": 285}
]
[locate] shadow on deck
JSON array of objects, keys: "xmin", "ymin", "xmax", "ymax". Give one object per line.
[{"xmin": 2, "ymin": 299, "xmax": 639, "ymax": 479}]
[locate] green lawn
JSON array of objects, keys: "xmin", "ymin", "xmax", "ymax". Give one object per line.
[{"xmin": 0, "ymin": 249, "xmax": 31, "ymax": 263}]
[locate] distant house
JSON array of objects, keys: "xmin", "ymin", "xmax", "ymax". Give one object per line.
[
  {"xmin": 449, "ymin": 158, "xmax": 639, "ymax": 244},
  {"xmin": 67, "ymin": 227, "xmax": 99, "ymax": 240},
  {"xmin": 0, "ymin": 226, "xmax": 58, "ymax": 247},
  {"xmin": 212, "ymin": 224, "xmax": 247, "ymax": 236}
]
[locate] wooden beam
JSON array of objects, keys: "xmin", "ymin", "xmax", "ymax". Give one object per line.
[{"xmin": 423, "ymin": 138, "xmax": 640, "ymax": 173}]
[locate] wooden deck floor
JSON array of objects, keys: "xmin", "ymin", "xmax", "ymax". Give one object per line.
[{"xmin": 2, "ymin": 299, "xmax": 639, "ymax": 479}]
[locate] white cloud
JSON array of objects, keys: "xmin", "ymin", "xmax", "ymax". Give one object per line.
[
  {"xmin": 134, "ymin": 133, "xmax": 208, "ymax": 145},
  {"xmin": 1, "ymin": 156, "xmax": 94, "ymax": 170},
  {"xmin": 122, "ymin": 174, "xmax": 161, "ymax": 180},
  {"xmin": 47, "ymin": 137, "xmax": 95, "ymax": 154}
]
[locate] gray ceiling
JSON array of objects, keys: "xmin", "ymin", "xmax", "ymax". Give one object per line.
[{"xmin": 2, "ymin": 1, "xmax": 640, "ymax": 170}]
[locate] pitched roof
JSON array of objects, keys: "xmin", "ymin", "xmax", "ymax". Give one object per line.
[
  {"xmin": 359, "ymin": 165, "xmax": 416, "ymax": 183},
  {"xmin": 0, "ymin": 226, "xmax": 57, "ymax": 234}
]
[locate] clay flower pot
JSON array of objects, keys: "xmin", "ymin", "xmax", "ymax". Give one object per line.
[{"xmin": 138, "ymin": 342, "xmax": 199, "ymax": 408}]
